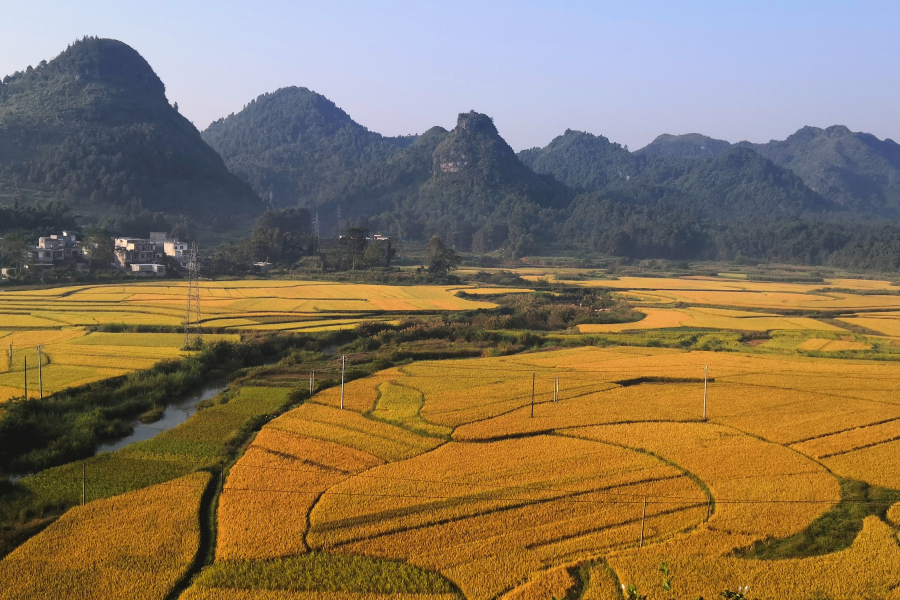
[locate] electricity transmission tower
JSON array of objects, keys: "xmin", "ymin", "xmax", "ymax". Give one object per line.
[
  {"xmin": 183, "ymin": 242, "xmax": 202, "ymax": 349},
  {"xmin": 313, "ymin": 212, "xmax": 320, "ymax": 252},
  {"xmin": 335, "ymin": 204, "xmax": 342, "ymax": 240}
]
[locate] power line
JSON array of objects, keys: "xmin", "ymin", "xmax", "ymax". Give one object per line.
[{"xmin": 17, "ymin": 455, "xmax": 860, "ymax": 507}]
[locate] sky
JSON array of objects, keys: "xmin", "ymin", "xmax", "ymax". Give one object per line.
[{"xmin": 1, "ymin": 0, "xmax": 898, "ymax": 151}]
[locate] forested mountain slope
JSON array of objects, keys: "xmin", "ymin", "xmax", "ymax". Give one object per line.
[
  {"xmin": 520, "ymin": 133, "xmax": 830, "ymax": 220},
  {"xmin": 202, "ymin": 86, "xmax": 415, "ymax": 207},
  {"xmin": 739, "ymin": 125, "xmax": 900, "ymax": 216},
  {"xmin": 0, "ymin": 37, "xmax": 261, "ymax": 230}
]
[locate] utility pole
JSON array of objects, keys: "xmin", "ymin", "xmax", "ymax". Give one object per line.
[
  {"xmin": 340, "ymin": 355, "xmax": 345, "ymax": 410},
  {"xmin": 530, "ymin": 373, "xmax": 535, "ymax": 418},
  {"xmin": 640, "ymin": 497, "xmax": 647, "ymax": 547},
  {"xmin": 555, "ymin": 375, "xmax": 559, "ymax": 402},
  {"xmin": 23, "ymin": 356, "xmax": 27, "ymax": 399},
  {"xmin": 82, "ymin": 462, "xmax": 86, "ymax": 506},
  {"xmin": 36, "ymin": 345, "xmax": 43, "ymax": 399},
  {"xmin": 703, "ymin": 365, "xmax": 709, "ymax": 421},
  {"xmin": 7, "ymin": 343, "xmax": 11, "ymax": 371}
]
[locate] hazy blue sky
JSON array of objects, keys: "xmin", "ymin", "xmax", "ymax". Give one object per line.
[{"xmin": 2, "ymin": 1, "xmax": 898, "ymax": 151}]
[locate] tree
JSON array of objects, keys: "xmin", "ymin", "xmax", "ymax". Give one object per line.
[
  {"xmin": 209, "ymin": 239, "xmax": 248, "ymax": 277},
  {"xmin": 363, "ymin": 239, "xmax": 397, "ymax": 268},
  {"xmin": 340, "ymin": 227, "xmax": 369, "ymax": 270},
  {"xmin": 81, "ymin": 227, "xmax": 115, "ymax": 270},
  {"xmin": 427, "ymin": 235, "xmax": 459, "ymax": 276},
  {"xmin": 0, "ymin": 234, "xmax": 29, "ymax": 271}
]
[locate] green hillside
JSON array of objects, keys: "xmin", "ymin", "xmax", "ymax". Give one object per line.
[
  {"xmin": 518, "ymin": 129, "xmax": 640, "ymax": 190},
  {"xmin": 519, "ymin": 133, "xmax": 830, "ymax": 219},
  {"xmin": 740, "ymin": 125, "xmax": 900, "ymax": 215},
  {"xmin": 202, "ymin": 86, "xmax": 415, "ymax": 208},
  {"xmin": 0, "ymin": 37, "xmax": 261, "ymax": 234}
]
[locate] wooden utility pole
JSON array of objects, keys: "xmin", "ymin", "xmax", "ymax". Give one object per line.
[
  {"xmin": 7, "ymin": 343, "xmax": 11, "ymax": 371},
  {"xmin": 640, "ymin": 497, "xmax": 647, "ymax": 547},
  {"xmin": 37, "ymin": 345, "xmax": 43, "ymax": 399},
  {"xmin": 530, "ymin": 373, "xmax": 535, "ymax": 418},
  {"xmin": 555, "ymin": 375, "xmax": 559, "ymax": 402},
  {"xmin": 703, "ymin": 365, "xmax": 709, "ymax": 421},
  {"xmin": 23, "ymin": 356, "xmax": 27, "ymax": 399},
  {"xmin": 340, "ymin": 356, "xmax": 345, "ymax": 410},
  {"xmin": 82, "ymin": 462, "xmax": 86, "ymax": 506}
]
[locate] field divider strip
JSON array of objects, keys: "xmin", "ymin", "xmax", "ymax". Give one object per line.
[{"xmin": 318, "ymin": 473, "xmax": 694, "ymax": 547}]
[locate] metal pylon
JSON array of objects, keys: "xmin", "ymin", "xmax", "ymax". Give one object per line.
[
  {"xmin": 183, "ymin": 243, "xmax": 202, "ymax": 349},
  {"xmin": 313, "ymin": 212, "xmax": 320, "ymax": 253}
]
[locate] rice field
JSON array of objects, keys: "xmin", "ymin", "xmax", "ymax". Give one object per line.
[
  {"xmin": 578, "ymin": 306, "xmax": 847, "ymax": 334},
  {"xmin": 0, "ymin": 471, "xmax": 210, "ymax": 600},
  {"xmin": 0, "ymin": 281, "xmax": 498, "ymax": 333},
  {"xmin": 7, "ymin": 273, "xmax": 900, "ymax": 599},
  {"xmin": 0, "ymin": 280, "xmax": 502, "ymax": 401},
  {"xmin": 515, "ymin": 272, "xmax": 900, "ymax": 334},
  {"xmin": 210, "ymin": 346, "xmax": 900, "ymax": 599},
  {"xmin": 0, "ymin": 329, "xmax": 238, "ymax": 401}
]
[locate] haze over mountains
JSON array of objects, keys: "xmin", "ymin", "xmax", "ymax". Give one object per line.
[{"xmin": 3, "ymin": 38, "xmax": 900, "ymax": 267}]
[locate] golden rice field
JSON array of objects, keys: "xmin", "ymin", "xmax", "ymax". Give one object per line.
[
  {"xmin": 0, "ymin": 471, "xmax": 210, "ymax": 600},
  {"xmin": 0, "ymin": 280, "xmax": 502, "ymax": 401},
  {"xmin": 577, "ymin": 306, "xmax": 845, "ymax": 333},
  {"xmin": 211, "ymin": 346, "xmax": 900, "ymax": 600},
  {"xmin": 528, "ymin": 271, "xmax": 900, "ymax": 318},
  {"xmin": 0, "ymin": 280, "xmax": 498, "ymax": 332},
  {"xmin": 0, "ymin": 330, "xmax": 239, "ymax": 401}
]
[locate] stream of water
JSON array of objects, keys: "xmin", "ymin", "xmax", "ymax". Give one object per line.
[{"xmin": 97, "ymin": 384, "xmax": 227, "ymax": 453}]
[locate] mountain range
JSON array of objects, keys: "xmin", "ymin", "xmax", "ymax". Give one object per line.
[
  {"xmin": 2, "ymin": 37, "xmax": 900, "ymax": 268},
  {"xmin": 637, "ymin": 127, "xmax": 900, "ymax": 215}
]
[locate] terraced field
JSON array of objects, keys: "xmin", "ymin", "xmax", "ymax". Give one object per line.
[
  {"xmin": 203, "ymin": 347, "xmax": 900, "ymax": 600},
  {"xmin": 0, "ymin": 329, "xmax": 239, "ymax": 401},
  {"xmin": 0, "ymin": 281, "xmax": 499, "ymax": 401},
  {"xmin": 0, "ymin": 281, "xmax": 497, "ymax": 332},
  {"xmin": 5, "ymin": 274, "xmax": 900, "ymax": 599}
]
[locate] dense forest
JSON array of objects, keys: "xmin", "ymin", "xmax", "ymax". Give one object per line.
[{"xmin": 0, "ymin": 201, "xmax": 78, "ymax": 238}]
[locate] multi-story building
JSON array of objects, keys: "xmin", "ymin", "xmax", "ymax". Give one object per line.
[
  {"xmin": 114, "ymin": 235, "xmax": 166, "ymax": 267},
  {"xmin": 29, "ymin": 231, "xmax": 82, "ymax": 266},
  {"xmin": 113, "ymin": 232, "xmax": 190, "ymax": 275},
  {"xmin": 163, "ymin": 239, "xmax": 190, "ymax": 268}
]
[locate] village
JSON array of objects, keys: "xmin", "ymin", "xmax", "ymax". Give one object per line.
[{"xmin": 1, "ymin": 231, "xmax": 189, "ymax": 279}]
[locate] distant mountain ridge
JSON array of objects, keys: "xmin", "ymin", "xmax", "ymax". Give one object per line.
[
  {"xmin": 629, "ymin": 127, "xmax": 900, "ymax": 216},
  {"xmin": 738, "ymin": 125, "xmax": 900, "ymax": 215},
  {"xmin": 202, "ymin": 86, "xmax": 415, "ymax": 207},
  {"xmin": 203, "ymin": 104, "xmax": 572, "ymax": 251},
  {"xmin": 518, "ymin": 130, "xmax": 639, "ymax": 190},
  {"xmin": 518, "ymin": 131, "xmax": 830, "ymax": 219},
  {"xmin": 4, "ymin": 36, "xmax": 900, "ymax": 268},
  {"xmin": 637, "ymin": 133, "xmax": 732, "ymax": 158},
  {"xmin": 0, "ymin": 37, "xmax": 261, "ymax": 232}
]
